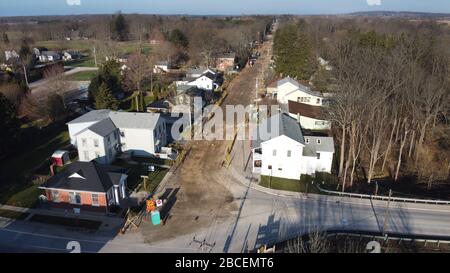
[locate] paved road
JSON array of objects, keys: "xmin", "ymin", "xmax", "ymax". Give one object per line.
[
  {"xmin": 28, "ymin": 66, "xmax": 98, "ymax": 90},
  {"xmin": 1, "ymin": 183, "xmax": 450, "ymax": 253},
  {"xmin": 1, "ymin": 23, "xmax": 450, "ymax": 252}
]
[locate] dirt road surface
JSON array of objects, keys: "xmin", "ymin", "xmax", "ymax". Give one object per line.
[{"xmin": 139, "ymin": 37, "xmax": 274, "ymax": 243}]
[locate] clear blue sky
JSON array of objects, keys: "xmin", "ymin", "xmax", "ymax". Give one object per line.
[{"xmin": 1, "ymin": 0, "xmax": 450, "ymax": 17}]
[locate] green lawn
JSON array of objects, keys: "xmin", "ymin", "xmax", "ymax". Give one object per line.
[
  {"xmin": 138, "ymin": 168, "xmax": 168, "ymax": 193},
  {"xmin": 35, "ymin": 40, "xmax": 93, "ymax": 52},
  {"xmin": 0, "ymin": 209, "xmax": 30, "ymax": 220},
  {"xmin": 259, "ymin": 175, "xmax": 320, "ymax": 194},
  {"xmin": 0, "ymin": 125, "xmax": 70, "ymax": 208},
  {"xmin": 113, "ymin": 159, "xmax": 168, "ymax": 193},
  {"xmin": 65, "ymin": 57, "xmax": 97, "ymax": 68},
  {"xmin": 35, "ymin": 40, "xmax": 151, "ymax": 56},
  {"xmin": 66, "ymin": 70, "xmax": 98, "ymax": 81},
  {"xmin": 132, "ymin": 155, "xmax": 173, "ymax": 166}
]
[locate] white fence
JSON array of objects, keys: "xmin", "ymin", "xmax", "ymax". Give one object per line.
[{"xmin": 316, "ymin": 184, "xmax": 450, "ymax": 205}]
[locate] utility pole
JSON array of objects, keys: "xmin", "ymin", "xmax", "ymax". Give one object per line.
[
  {"xmin": 382, "ymin": 189, "xmax": 392, "ymax": 237},
  {"xmin": 93, "ymin": 46, "xmax": 98, "ymax": 67},
  {"xmin": 22, "ymin": 65, "xmax": 29, "ymax": 86}
]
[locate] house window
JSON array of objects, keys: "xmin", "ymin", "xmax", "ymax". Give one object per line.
[
  {"xmin": 272, "ymin": 149, "xmax": 277, "ymax": 156},
  {"xmin": 317, "ymin": 139, "xmax": 321, "ymax": 145},
  {"xmin": 113, "ymin": 131, "xmax": 117, "ymax": 140},
  {"xmin": 69, "ymin": 192, "xmax": 81, "ymax": 204},
  {"xmin": 94, "ymin": 139, "xmax": 99, "ymax": 147},
  {"xmin": 268, "ymin": 165, "xmax": 272, "ymax": 170},
  {"xmin": 316, "ymin": 98, "xmax": 321, "ymax": 104},
  {"xmin": 120, "ymin": 130, "xmax": 125, "ymax": 137},
  {"xmin": 305, "ymin": 138, "xmax": 310, "ymax": 144},
  {"xmin": 298, "ymin": 97, "xmax": 310, "ymax": 103},
  {"xmin": 83, "ymin": 151, "xmax": 89, "ymax": 161},
  {"xmin": 92, "ymin": 194, "xmax": 99, "ymax": 206},
  {"xmin": 278, "ymin": 167, "xmax": 283, "ymax": 171},
  {"xmin": 51, "ymin": 190, "xmax": 59, "ymax": 202},
  {"xmin": 287, "ymin": 150, "xmax": 292, "ymax": 157},
  {"xmin": 254, "ymin": 160, "xmax": 262, "ymax": 167},
  {"xmin": 315, "ymin": 121, "xmax": 326, "ymax": 126},
  {"xmin": 317, "ymin": 153, "xmax": 321, "ymax": 159},
  {"xmin": 81, "ymin": 138, "xmax": 87, "ymax": 147}
]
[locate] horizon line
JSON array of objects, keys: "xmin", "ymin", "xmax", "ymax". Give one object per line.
[{"xmin": 1, "ymin": 10, "xmax": 450, "ymax": 19}]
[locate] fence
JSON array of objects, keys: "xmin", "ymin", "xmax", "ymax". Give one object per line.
[{"xmin": 316, "ymin": 184, "xmax": 450, "ymax": 205}]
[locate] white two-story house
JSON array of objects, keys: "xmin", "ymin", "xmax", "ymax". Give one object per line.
[
  {"xmin": 177, "ymin": 70, "xmax": 219, "ymax": 91},
  {"xmin": 276, "ymin": 77, "xmax": 324, "ymax": 106},
  {"xmin": 252, "ymin": 113, "xmax": 334, "ymax": 180},
  {"xmin": 67, "ymin": 110, "xmax": 167, "ymax": 164},
  {"xmin": 272, "ymin": 76, "xmax": 330, "ymax": 131}
]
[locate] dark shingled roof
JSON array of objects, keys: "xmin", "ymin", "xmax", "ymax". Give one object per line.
[
  {"xmin": 201, "ymin": 72, "xmax": 216, "ymax": 81},
  {"xmin": 288, "ymin": 101, "xmax": 325, "ymax": 120},
  {"xmin": 40, "ymin": 161, "xmax": 127, "ymax": 193},
  {"xmin": 251, "ymin": 113, "xmax": 305, "ymax": 148}
]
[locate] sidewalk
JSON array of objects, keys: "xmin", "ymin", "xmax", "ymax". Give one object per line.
[
  {"xmin": 226, "ymin": 139, "xmax": 450, "ymax": 212},
  {"xmin": 0, "ymin": 204, "xmax": 124, "ymax": 232}
]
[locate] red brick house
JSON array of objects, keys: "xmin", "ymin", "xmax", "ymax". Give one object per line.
[{"xmin": 39, "ymin": 161, "xmax": 128, "ymax": 213}]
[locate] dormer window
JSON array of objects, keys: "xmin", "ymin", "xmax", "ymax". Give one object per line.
[{"xmin": 69, "ymin": 171, "xmax": 86, "ymax": 180}]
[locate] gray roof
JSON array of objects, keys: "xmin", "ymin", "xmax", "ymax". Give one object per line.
[
  {"xmin": 87, "ymin": 118, "xmax": 117, "ymax": 137},
  {"xmin": 177, "ymin": 84, "xmax": 196, "ymax": 93},
  {"xmin": 40, "ymin": 161, "xmax": 127, "ymax": 193},
  {"xmin": 41, "ymin": 51, "xmax": 60, "ymax": 57},
  {"xmin": 108, "ymin": 111, "xmax": 161, "ymax": 130},
  {"xmin": 67, "ymin": 109, "xmax": 112, "ymax": 125},
  {"xmin": 186, "ymin": 68, "xmax": 206, "ymax": 76},
  {"xmin": 277, "ymin": 77, "xmax": 300, "ymax": 88},
  {"xmin": 303, "ymin": 136, "xmax": 335, "ymax": 157},
  {"xmin": 252, "ymin": 113, "xmax": 305, "ymax": 148},
  {"xmin": 68, "ymin": 110, "xmax": 161, "ymax": 131}
]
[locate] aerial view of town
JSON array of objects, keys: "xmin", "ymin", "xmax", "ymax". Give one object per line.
[{"xmin": 0, "ymin": 0, "xmax": 449, "ymax": 263}]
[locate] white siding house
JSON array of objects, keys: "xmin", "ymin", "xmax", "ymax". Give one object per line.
[
  {"xmin": 252, "ymin": 113, "xmax": 334, "ymax": 180},
  {"xmin": 186, "ymin": 72, "xmax": 217, "ymax": 91},
  {"xmin": 67, "ymin": 110, "xmax": 167, "ymax": 162},
  {"xmin": 276, "ymin": 77, "xmax": 324, "ymax": 106},
  {"xmin": 75, "ymin": 119, "xmax": 120, "ymax": 164}
]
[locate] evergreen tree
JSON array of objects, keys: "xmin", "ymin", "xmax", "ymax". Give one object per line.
[
  {"xmin": 169, "ymin": 29, "xmax": 189, "ymax": 48},
  {"xmin": 2, "ymin": 32, "xmax": 9, "ymax": 44},
  {"xmin": 88, "ymin": 60, "xmax": 122, "ymax": 102},
  {"xmin": 273, "ymin": 23, "xmax": 316, "ymax": 80},
  {"xmin": 0, "ymin": 93, "xmax": 20, "ymax": 154},
  {"xmin": 95, "ymin": 83, "xmax": 119, "ymax": 110},
  {"xmin": 111, "ymin": 11, "xmax": 129, "ymax": 41}
]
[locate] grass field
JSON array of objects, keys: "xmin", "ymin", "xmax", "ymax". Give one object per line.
[
  {"xmin": 65, "ymin": 57, "xmax": 97, "ymax": 68},
  {"xmin": 66, "ymin": 70, "xmax": 98, "ymax": 81},
  {"xmin": 0, "ymin": 209, "xmax": 30, "ymax": 220},
  {"xmin": 259, "ymin": 175, "xmax": 320, "ymax": 193},
  {"xmin": 35, "ymin": 40, "xmax": 152, "ymax": 55},
  {"xmin": 0, "ymin": 125, "xmax": 70, "ymax": 208}
]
